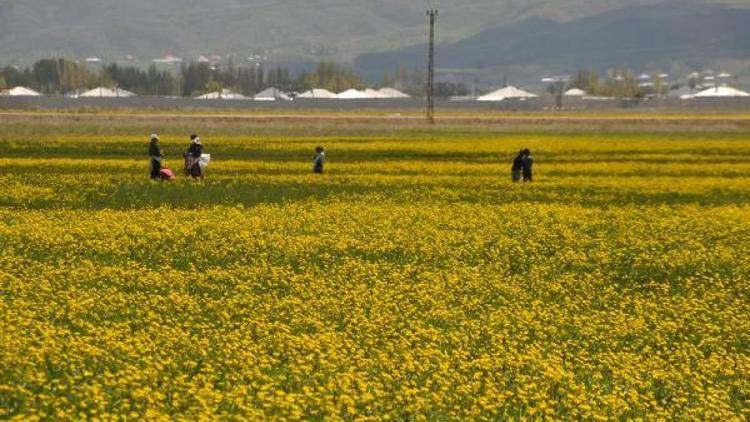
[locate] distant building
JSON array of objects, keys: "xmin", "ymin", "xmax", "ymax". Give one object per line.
[
  {"xmin": 1, "ymin": 86, "xmax": 41, "ymax": 96},
  {"xmin": 297, "ymin": 89, "xmax": 337, "ymax": 99},
  {"xmin": 378, "ymin": 88, "xmax": 410, "ymax": 98},
  {"xmin": 694, "ymin": 86, "xmax": 750, "ymax": 98},
  {"xmin": 80, "ymin": 87, "xmax": 136, "ymax": 98},
  {"xmin": 477, "ymin": 86, "xmax": 538, "ymax": 102},
  {"xmin": 254, "ymin": 87, "xmax": 291, "ymax": 101},
  {"xmin": 337, "ymin": 89, "xmax": 370, "ymax": 99},
  {"xmin": 153, "ymin": 56, "xmax": 183, "ymax": 65},
  {"xmin": 195, "ymin": 89, "xmax": 247, "ymax": 100},
  {"xmin": 563, "ymin": 88, "xmax": 586, "ymax": 97}
]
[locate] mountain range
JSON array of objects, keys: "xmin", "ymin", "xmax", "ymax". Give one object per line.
[
  {"xmin": 1, "ymin": 0, "xmax": 749, "ymax": 84},
  {"xmin": 355, "ymin": 2, "xmax": 750, "ymax": 84}
]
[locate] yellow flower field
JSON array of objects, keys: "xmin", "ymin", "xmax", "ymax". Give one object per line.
[{"xmin": 0, "ymin": 116, "xmax": 748, "ymax": 420}]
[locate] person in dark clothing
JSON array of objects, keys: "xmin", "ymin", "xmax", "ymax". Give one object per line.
[
  {"xmin": 511, "ymin": 150, "xmax": 524, "ymax": 182},
  {"xmin": 149, "ymin": 134, "xmax": 164, "ymax": 180},
  {"xmin": 313, "ymin": 146, "xmax": 325, "ymax": 174},
  {"xmin": 184, "ymin": 134, "xmax": 204, "ymax": 179},
  {"xmin": 521, "ymin": 149, "xmax": 533, "ymax": 182}
]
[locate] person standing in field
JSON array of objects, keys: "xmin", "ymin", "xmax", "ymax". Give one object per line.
[
  {"xmin": 511, "ymin": 149, "xmax": 524, "ymax": 182},
  {"xmin": 149, "ymin": 134, "xmax": 164, "ymax": 180},
  {"xmin": 184, "ymin": 134, "xmax": 204, "ymax": 179},
  {"xmin": 521, "ymin": 149, "xmax": 534, "ymax": 183},
  {"xmin": 313, "ymin": 146, "xmax": 325, "ymax": 174}
]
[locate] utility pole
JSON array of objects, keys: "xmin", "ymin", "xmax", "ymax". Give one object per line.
[{"xmin": 426, "ymin": 9, "xmax": 438, "ymax": 124}]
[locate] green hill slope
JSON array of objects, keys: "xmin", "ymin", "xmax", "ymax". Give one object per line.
[{"xmin": 1, "ymin": 0, "xmax": 746, "ymax": 65}]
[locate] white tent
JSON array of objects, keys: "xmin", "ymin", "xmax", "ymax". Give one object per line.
[
  {"xmin": 694, "ymin": 86, "xmax": 750, "ymax": 98},
  {"xmin": 337, "ymin": 89, "xmax": 370, "ymax": 99},
  {"xmin": 477, "ymin": 86, "xmax": 538, "ymax": 102},
  {"xmin": 378, "ymin": 87, "xmax": 410, "ymax": 98},
  {"xmin": 1, "ymin": 86, "xmax": 41, "ymax": 96},
  {"xmin": 195, "ymin": 89, "xmax": 247, "ymax": 100},
  {"xmin": 363, "ymin": 88, "xmax": 388, "ymax": 98},
  {"xmin": 80, "ymin": 87, "xmax": 135, "ymax": 98},
  {"xmin": 254, "ymin": 87, "xmax": 290, "ymax": 101},
  {"xmin": 297, "ymin": 88, "xmax": 337, "ymax": 99},
  {"xmin": 563, "ymin": 88, "xmax": 586, "ymax": 97}
]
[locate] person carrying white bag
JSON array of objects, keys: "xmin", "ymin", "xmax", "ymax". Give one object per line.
[
  {"xmin": 184, "ymin": 134, "xmax": 209, "ymax": 179},
  {"xmin": 198, "ymin": 153, "xmax": 211, "ymax": 173}
]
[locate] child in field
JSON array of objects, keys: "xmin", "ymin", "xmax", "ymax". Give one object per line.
[
  {"xmin": 149, "ymin": 134, "xmax": 164, "ymax": 180},
  {"xmin": 313, "ymin": 146, "xmax": 325, "ymax": 174}
]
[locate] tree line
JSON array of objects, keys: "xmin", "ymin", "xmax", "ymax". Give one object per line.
[
  {"xmin": 1, "ymin": 58, "xmax": 472, "ymax": 98},
  {"xmin": 564, "ymin": 68, "xmax": 671, "ymax": 98},
  {"xmin": 0, "ymin": 59, "xmax": 179, "ymax": 96},
  {"xmin": 0, "ymin": 58, "xmax": 361, "ymax": 97}
]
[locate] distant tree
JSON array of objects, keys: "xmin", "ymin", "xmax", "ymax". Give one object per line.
[
  {"xmin": 0, "ymin": 76, "xmax": 6, "ymax": 91},
  {"xmin": 146, "ymin": 65, "xmax": 178, "ymax": 96},
  {"xmin": 25, "ymin": 58, "xmax": 93, "ymax": 94},
  {"xmin": 256, "ymin": 66, "xmax": 265, "ymax": 90},
  {"xmin": 297, "ymin": 62, "xmax": 365, "ymax": 92},
  {"xmin": 181, "ymin": 62, "xmax": 211, "ymax": 97},
  {"xmin": 205, "ymin": 79, "xmax": 223, "ymax": 95},
  {"xmin": 569, "ymin": 69, "xmax": 600, "ymax": 94},
  {"xmin": 651, "ymin": 73, "xmax": 665, "ymax": 97},
  {"xmin": 435, "ymin": 81, "xmax": 468, "ymax": 98},
  {"xmin": 381, "ymin": 70, "xmax": 394, "ymax": 88},
  {"xmin": 97, "ymin": 69, "xmax": 116, "ymax": 89},
  {"xmin": 224, "ymin": 56, "xmax": 237, "ymax": 88},
  {"xmin": 269, "ymin": 66, "xmax": 290, "ymax": 90},
  {"xmin": 101, "ymin": 64, "xmax": 150, "ymax": 94},
  {"xmin": 395, "ymin": 65, "xmax": 409, "ymax": 90},
  {"xmin": 32, "ymin": 59, "xmax": 61, "ymax": 93},
  {"xmin": 569, "ymin": 68, "xmax": 645, "ymax": 98},
  {"xmin": 407, "ymin": 69, "xmax": 425, "ymax": 97},
  {"xmin": 605, "ymin": 68, "xmax": 639, "ymax": 98},
  {"xmin": 237, "ymin": 66, "xmax": 258, "ymax": 96}
]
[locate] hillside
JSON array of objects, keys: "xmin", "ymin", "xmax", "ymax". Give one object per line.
[
  {"xmin": 355, "ymin": 2, "xmax": 750, "ymax": 83},
  {"xmin": 0, "ymin": 0, "xmax": 747, "ymax": 65}
]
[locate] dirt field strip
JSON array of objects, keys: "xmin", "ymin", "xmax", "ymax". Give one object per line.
[{"xmin": 1, "ymin": 111, "xmax": 750, "ymax": 126}]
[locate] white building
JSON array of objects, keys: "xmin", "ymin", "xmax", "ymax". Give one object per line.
[
  {"xmin": 1, "ymin": 86, "xmax": 42, "ymax": 96},
  {"xmin": 363, "ymin": 88, "xmax": 388, "ymax": 98},
  {"xmin": 477, "ymin": 86, "xmax": 538, "ymax": 102},
  {"xmin": 80, "ymin": 87, "xmax": 136, "ymax": 98},
  {"xmin": 254, "ymin": 87, "xmax": 291, "ymax": 101},
  {"xmin": 195, "ymin": 89, "xmax": 247, "ymax": 100},
  {"xmin": 337, "ymin": 89, "xmax": 370, "ymax": 99},
  {"xmin": 297, "ymin": 88, "xmax": 337, "ymax": 99},
  {"xmin": 563, "ymin": 88, "xmax": 586, "ymax": 97},
  {"xmin": 694, "ymin": 86, "xmax": 750, "ymax": 98},
  {"xmin": 153, "ymin": 56, "xmax": 183, "ymax": 65},
  {"xmin": 378, "ymin": 87, "xmax": 410, "ymax": 98}
]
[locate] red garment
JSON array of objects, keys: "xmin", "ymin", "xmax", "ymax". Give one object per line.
[{"xmin": 159, "ymin": 168, "xmax": 176, "ymax": 181}]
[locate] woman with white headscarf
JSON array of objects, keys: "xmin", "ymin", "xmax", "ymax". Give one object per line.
[{"xmin": 184, "ymin": 134, "xmax": 204, "ymax": 179}]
